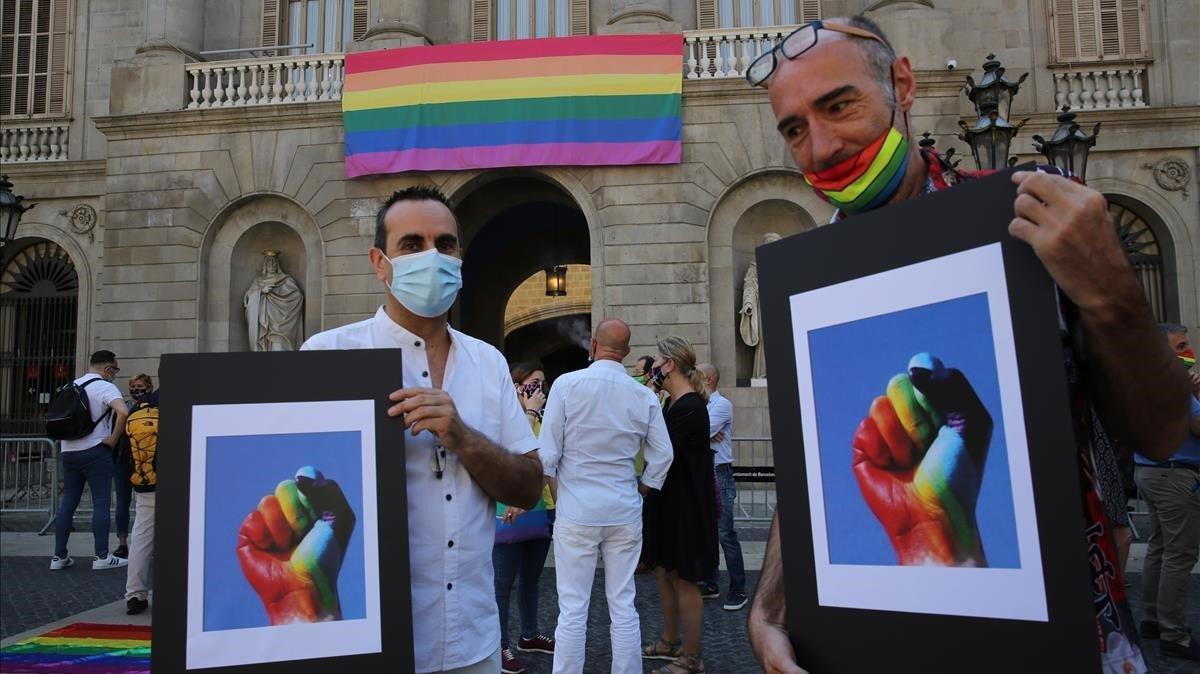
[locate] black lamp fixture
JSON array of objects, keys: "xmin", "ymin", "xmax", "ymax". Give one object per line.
[
  {"xmin": 1032, "ymin": 106, "xmax": 1100, "ymax": 182},
  {"xmin": 545, "ymin": 265, "xmax": 567, "ymax": 297},
  {"xmin": 958, "ymin": 54, "xmax": 1029, "ymax": 171},
  {"xmin": 0, "ymin": 175, "xmax": 36, "ymax": 249}
]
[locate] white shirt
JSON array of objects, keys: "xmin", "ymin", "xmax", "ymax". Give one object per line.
[
  {"xmin": 708, "ymin": 390, "xmax": 734, "ymax": 465},
  {"xmin": 61, "ymin": 374, "xmax": 122, "ymax": 453},
  {"xmin": 302, "ymin": 307, "xmax": 539, "ymax": 673},
  {"xmin": 539, "ymin": 359, "xmax": 673, "ymax": 527}
]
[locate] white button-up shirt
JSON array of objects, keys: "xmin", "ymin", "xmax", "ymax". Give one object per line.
[
  {"xmin": 708, "ymin": 390, "xmax": 734, "ymax": 465},
  {"xmin": 539, "ymin": 359, "xmax": 673, "ymax": 527},
  {"xmin": 302, "ymin": 307, "xmax": 538, "ymax": 673}
]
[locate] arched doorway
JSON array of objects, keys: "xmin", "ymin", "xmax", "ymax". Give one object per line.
[
  {"xmin": 453, "ymin": 175, "xmax": 591, "ymax": 380},
  {"xmin": 1, "ymin": 239, "xmax": 80, "ymax": 434},
  {"xmin": 1106, "ymin": 194, "xmax": 1177, "ymax": 323}
]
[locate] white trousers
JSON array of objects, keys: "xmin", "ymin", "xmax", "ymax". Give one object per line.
[
  {"xmin": 125, "ymin": 491, "xmax": 155, "ymax": 601},
  {"xmin": 552, "ymin": 517, "xmax": 643, "ymax": 674}
]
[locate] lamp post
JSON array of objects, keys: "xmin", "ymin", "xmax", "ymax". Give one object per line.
[
  {"xmin": 1032, "ymin": 106, "xmax": 1100, "ymax": 182},
  {"xmin": 545, "ymin": 265, "xmax": 567, "ymax": 297},
  {"xmin": 0, "ymin": 175, "xmax": 36, "ymax": 250},
  {"xmin": 958, "ymin": 54, "xmax": 1029, "ymax": 170}
]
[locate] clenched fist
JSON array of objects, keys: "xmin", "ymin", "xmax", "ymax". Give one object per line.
[
  {"xmin": 236, "ymin": 466, "xmax": 356, "ymax": 624},
  {"xmin": 850, "ymin": 354, "xmax": 992, "ymax": 567}
]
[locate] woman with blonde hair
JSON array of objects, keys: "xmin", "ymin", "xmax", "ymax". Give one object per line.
[{"xmin": 641, "ymin": 336, "xmax": 718, "ymax": 674}]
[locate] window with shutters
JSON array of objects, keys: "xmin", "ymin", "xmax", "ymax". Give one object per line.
[
  {"xmin": 698, "ymin": 0, "xmax": 819, "ymax": 29},
  {"xmin": 0, "ymin": 0, "xmax": 72, "ymax": 119},
  {"xmin": 1049, "ymin": 0, "xmax": 1150, "ymax": 64},
  {"xmin": 262, "ymin": 0, "xmax": 367, "ymax": 54},
  {"xmin": 472, "ymin": 0, "xmax": 590, "ymax": 41}
]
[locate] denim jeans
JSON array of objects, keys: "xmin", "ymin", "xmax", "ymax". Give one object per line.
[
  {"xmin": 54, "ymin": 444, "xmax": 114, "ymax": 558},
  {"xmin": 708, "ymin": 463, "xmax": 746, "ymax": 595},
  {"xmin": 113, "ymin": 450, "xmax": 133, "ymax": 539},
  {"xmin": 492, "ymin": 512, "xmax": 553, "ymax": 646}
]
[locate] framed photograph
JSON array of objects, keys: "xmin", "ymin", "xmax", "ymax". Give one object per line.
[
  {"xmin": 758, "ymin": 168, "xmax": 1099, "ymax": 673},
  {"xmin": 154, "ymin": 350, "xmax": 412, "ymax": 673}
]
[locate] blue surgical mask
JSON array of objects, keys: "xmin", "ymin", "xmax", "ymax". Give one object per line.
[{"xmin": 386, "ymin": 248, "xmax": 463, "ymax": 318}]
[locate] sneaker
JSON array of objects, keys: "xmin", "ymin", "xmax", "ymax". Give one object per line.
[
  {"xmin": 516, "ymin": 633, "xmax": 555, "ymax": 654},
  {"xmin": 698, "ymin": 582, "xmax": 720, "ymax": 599},
  {"xmin": 126, "ymin": 597, "xmax": 148, "ymax": 615},
  {"xmin": 723, "ymin": 591, "xmax": 748, "ymax": 611},
  {"xmin": 1161, "ymin": 639, "xmax": 1200, "ymax": 661},
  {"xmin": 49, "ymin": 556, "xmax": 74, "ymax": 570},
  {"xmin": 113, "ymin": 544, "xmax": 129, "ymax": 559},
  {"xmin": 500, "ymin": 647, "xmax": 525, "ymax": 674},
  {"xmin": 92, "ymin": 555, "xmax": 129, "ymax": 570},
  {"xmin": 1140, "ymin": 620, "xmax": 1160, "ymax": 639}
]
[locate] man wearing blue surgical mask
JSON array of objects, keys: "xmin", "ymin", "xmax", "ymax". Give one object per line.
[{"xmin": 302, "ymin": 186, "xmax": 544, "ymax": 674}]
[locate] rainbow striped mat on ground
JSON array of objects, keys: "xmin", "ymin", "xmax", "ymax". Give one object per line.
[{"xmin": 0, "ymin": 623, "xmax": 150, "ymax": 673}]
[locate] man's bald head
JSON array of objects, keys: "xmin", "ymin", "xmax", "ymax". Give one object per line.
[
  {"xmin": 592, "ymin": 318, "xmax": 632, "ymax": 362},
  {"xmin": 698, "ymin": 363, "xmax": 719, "ymax": 391}
]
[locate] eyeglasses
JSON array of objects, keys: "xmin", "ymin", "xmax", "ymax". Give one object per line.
[
  {"xmin": 746, "ymin": 20, "xmax": 887, "ymax": 88},
  {"xmin": 108, "ymin": 365, "xmax": 121, "ymax": 375}
]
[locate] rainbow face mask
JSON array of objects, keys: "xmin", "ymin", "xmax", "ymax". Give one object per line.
[
  {"xmin": 803, "ymin": 126, "xmax": 910, "ymax": 214},
  {"xmin": 1180, "ymin": 348, "xmax": 1196, "ymax": 369}
]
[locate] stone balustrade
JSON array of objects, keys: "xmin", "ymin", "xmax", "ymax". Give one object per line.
[
  {"xmin": 185, "ymin": 53, "xmax": 345, "ymax": 108},
  {"xmin": 1053, "ymin": 67, "xmax": 1148, "ymax": 110},
  {"xmin": 683, "ymin": 26, "xmax": 798, "ymax": 80},
  {"xmin": 0, "ymin": 123, "xmax": 69, "ymax": 162}
]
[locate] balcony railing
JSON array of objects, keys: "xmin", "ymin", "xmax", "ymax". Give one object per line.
[
  {"xmin": 0, "ymin": 123, "xmax": 69, "ymax": 162},
  {"xmin": 683, "ymin": 25, "xmax": 798, "ymax": 80},
  {"xmin": 185, "ymin": 53, "xmax": 345, "ymax": 109},
  {"xmin": 1053, "ymin": 67, "xmax": 1147, "ymax": 110}
]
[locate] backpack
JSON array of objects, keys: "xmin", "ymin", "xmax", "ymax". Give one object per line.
[
  {"xmin": 126, "ymin": 402, "xmax": 159, "ymax": 488},
  {"xmin": 45, "ymin": 378, "xmax": 112, "ymax": 440}
]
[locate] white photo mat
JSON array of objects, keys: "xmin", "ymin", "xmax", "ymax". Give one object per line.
[
  {"xmin": 185, "ymin": 400, "xmax": 382, "ymax": 669},
  {"xmin": 789, "ymin": 243, "xmax": 1048, "ymax": 622}
]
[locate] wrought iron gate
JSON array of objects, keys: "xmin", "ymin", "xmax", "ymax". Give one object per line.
[
  {"xmin": 1, "ymin": 241, "xmax": 79, "ymax": 436},
  {"xmin": 1110, "ymin": 200, "xmax": 1168, "ymax": 323}
]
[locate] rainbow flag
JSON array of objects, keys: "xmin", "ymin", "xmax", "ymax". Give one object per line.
[
  {"xmin": 342, "ymin": 34, "xmax": 683, "ymax": 177},
  {"xmin": 0, "ymin": 623, "xmax": 150, "ymax": 673}
]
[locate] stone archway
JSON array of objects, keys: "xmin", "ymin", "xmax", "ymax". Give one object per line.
[
  {"xmin": 448, "ymin": 172, "xmax": 594, "ymax": 360},
  {"xmin": 706, "ymin": 169, "xmax": 830, "ymax": 386},
  {"xmin": 197, "ymin": 194, "xmax": 324, "ymax": 352}
]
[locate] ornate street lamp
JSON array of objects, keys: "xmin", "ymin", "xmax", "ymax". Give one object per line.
[
  {"xmin": 0, "ymin": 175, "xmax": 36, "ymax": 249},
  {"xmin": 1032, "ymin": 106, "xmax": 1101, "ymax": 182},
  {"xmin": 958, "ymin": 54, "xmax": 1029, "ymax": 170},
  {"xmin": 545, "ymin": 265, "xmax": 567, "ymax": 297}
]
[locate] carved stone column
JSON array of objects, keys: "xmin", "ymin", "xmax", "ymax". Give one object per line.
[
  {"xmin": 602, "ymin": 0, "xmax": 681, "ymax": 34},
  {"xmin": 358, "ymin": 0, "xmax": 431, "ymax": 48},
  {"xmin": 110, "ymin": 0, "xmax": 205, "ymax": 114}
]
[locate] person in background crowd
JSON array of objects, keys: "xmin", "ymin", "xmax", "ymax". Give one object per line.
[
  {"xmin": 495, "ymin": 361, "xmax": 557, "ymax": 674},
  {"xmin": 110, "ymin": 378, "xmax": 136, "ymax": 560},
  {"xmin": 540, "ymin": 319, "xmax": 673, "ymax": 674},
  {"xmin": 695, "ymin": 363, "xmax": 747, "ymax": 611},
  {"xmin": 124, "ymin": 374, "xmax": 158, "ymax": 615},
  {"xmin": 51, "ymin": 350, "xmax": 130, "ymax": 571},
  {"xmin": 641, "ymin": 336, "xmax": 718, "ymax": 674},
  {"xmin": 632, "ymin": 355, "xmax": 655, "ymax": 385},
  {"xmin": 1133, "ymin": 324, "xmax": 1200, "ymax": 661}
]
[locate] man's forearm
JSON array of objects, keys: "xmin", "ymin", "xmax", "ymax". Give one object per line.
[
  {"xmin": 1079, "ymin": 279, "xmax": 1190, "ymax": 460},
  {"xmin": 750, "ymin": 512, "xmax": 788, "ymax": 657},
  {"xmin": 453, "ymin": 428, "xmax": 543, "ymax": 508},
  {"xmin": 105, "ymin": 413, "xmax": 129, "ymax": 446}
]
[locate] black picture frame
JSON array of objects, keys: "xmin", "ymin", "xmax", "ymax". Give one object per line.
[
  {"xmin": 757, "ymin": 168, "xmax": 1099, "ymax": 673},
  {"xmin": 153, "ymin": 349, "xmax": 412, "ymax": 673}
]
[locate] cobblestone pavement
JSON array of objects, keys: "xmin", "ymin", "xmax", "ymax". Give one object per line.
[{"xmin": 2, "ymin": 555, "xmax": 1198, "ymax": 672}]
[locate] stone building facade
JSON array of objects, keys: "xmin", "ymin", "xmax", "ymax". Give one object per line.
[{"xmin": 2, "ymin": 0, "xmax": 1198, "ymax": 442}]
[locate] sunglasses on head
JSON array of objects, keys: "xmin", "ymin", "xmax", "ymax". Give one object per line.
[{"xmin": 746, "ymin": 20, "xmax": 888, "ymax": 88}]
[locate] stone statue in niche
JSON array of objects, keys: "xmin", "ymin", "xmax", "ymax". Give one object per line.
[
  {"xmin": 739, "ymin": 232, "xmax": 782, "ymax": 385},
  {"xmin": 244, "ymin": 250, "xmax": 304, "ymax": 351}
]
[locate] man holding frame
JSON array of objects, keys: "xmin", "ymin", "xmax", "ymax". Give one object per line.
[
  {"xmin": 301, "ymin": 186, "xmax": 544, "ymax": 674},
  {"xmin": 744, "ymin": 16, "xmax": 1192, "ymax": 674}
]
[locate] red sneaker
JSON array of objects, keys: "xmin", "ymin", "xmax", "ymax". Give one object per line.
[
  {"xmin": 501, "ymin": 647, "xmax": 526, "ymax": 674},
  {"xmin": 516, "ymin": 633, "xmax": 555, "ymax": 654}
]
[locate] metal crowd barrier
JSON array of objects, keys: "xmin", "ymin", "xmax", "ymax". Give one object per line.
[
  {"xmin": 0, "ymin": 437, "xmax": 58, "ymax": 531},
  {"xmin": 730, "ymin": 436, "xmax": 776, "ymax": 522}
]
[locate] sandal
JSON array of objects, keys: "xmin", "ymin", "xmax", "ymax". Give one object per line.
[
  {"xmin": 653, "ymin": 653, "xmax": 705, "ymax": 673},
  {"xmin": 642, "ymin": 638, "xmax": 681, "ymax": 660}
]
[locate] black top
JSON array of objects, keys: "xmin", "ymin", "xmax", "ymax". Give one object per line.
[{"xmin": 642, "ymin": 391, "xmax": 719, "ymax": 581}]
